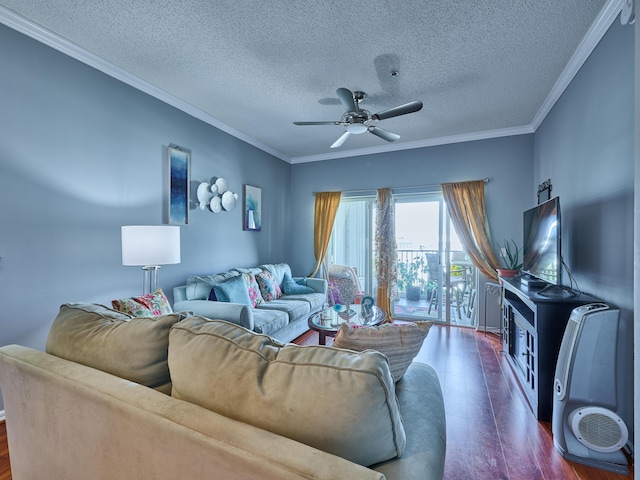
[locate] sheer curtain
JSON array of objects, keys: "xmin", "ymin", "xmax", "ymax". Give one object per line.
[
  {"xmin": 375, "ymin": 188, "xmax": 397, "ymax": 322},
  {"xmin": 441, "ymin": 180, "xmax": 500, "ymax": 282},
  {"xmin": 308, "ymin": 191, "xmax": 342, "ymax": 278}
]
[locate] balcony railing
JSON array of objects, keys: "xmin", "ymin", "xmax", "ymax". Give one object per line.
[{"xmin": 396, "ymin": 249, "xmax": 469, "ymax": 297}]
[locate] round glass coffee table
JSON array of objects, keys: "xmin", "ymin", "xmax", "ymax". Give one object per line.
[{"xmin": 308, "ymin": 304, "xmax": 386, "ymax": 345}]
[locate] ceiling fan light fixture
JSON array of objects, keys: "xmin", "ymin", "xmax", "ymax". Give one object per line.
[
  {"xmin": 294, "ymin": 87, "xmax": 422, "ymax": 148},
  {"xmin": 346, "ymin": 123, "xmax": 368, "ymax": 134}
]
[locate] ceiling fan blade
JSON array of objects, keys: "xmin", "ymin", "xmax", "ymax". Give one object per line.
[
  {"xmin": 330, "ymin": 131, "xmax": 351, "ymax": 149},
  {"xmin": 372, "ymin": 100, "xmax": 423, "ymax": 120},
  {"xmin": 368, "ymin": 126, "xmax": 400, "ymax": 142},
  {"xmin": 336, "ymin": 88, "xmax": 357, "ymax": 112},
  {"xmin": 293, "ymin": 121, "xmax": 340, "ymax": 126}
]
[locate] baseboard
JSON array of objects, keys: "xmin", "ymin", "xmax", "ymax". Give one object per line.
[
  {"xmin": 0, "ymin": 410, "xmax": 5, "ymax": 422},
  {"xmin": 477, "ymin": 326, "xmax": 501, "ymax": 335}
]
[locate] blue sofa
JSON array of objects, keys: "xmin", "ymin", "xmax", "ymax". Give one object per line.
[{"xmin": 173, "ymin": 263, "xmax": 327, "ymax": 343}]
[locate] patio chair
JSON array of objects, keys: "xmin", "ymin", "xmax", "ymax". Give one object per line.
[{"xmin": 426, "ymin": 253, "xmax": 467, "ymax": 320}]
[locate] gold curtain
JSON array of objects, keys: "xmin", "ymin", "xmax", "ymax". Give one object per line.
[
  {"xmin": 375, "ymin": 188, "xmax": 397, "ymax": 322},
  {"xmin": 308, "ymin": 191, "xmax": 342, "ymax": 277},
  {"xmin": 441, "ymin": 180, "xmax": 500, "ymax": 282}
]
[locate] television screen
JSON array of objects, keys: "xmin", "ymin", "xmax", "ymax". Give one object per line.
[{"xmin": 522, "ymin": 197, "xmax": 561, "ymax": 285}]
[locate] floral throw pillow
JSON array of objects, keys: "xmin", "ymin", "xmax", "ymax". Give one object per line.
[
  {"xmin": 112, "ymin": 288, "xmax": 173, "ymax": 317},
  {"xmin": 243, "ymin": 273, "xmax": 264, "ymax": 308},
  {"xmin": 255, "ymin": 270, "xmax": 281, "ymax": 301}
]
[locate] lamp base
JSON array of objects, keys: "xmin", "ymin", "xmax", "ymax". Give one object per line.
[{"xmin": 141, "ymin": 266, "xmax": 161, "ymax": 295}]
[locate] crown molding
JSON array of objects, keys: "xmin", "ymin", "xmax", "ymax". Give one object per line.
[
  {"xmin": 530, "ymin": 0, "xmax": 624, "ymax": 129},
  {"xmin": 289, "ymin": 125, "xmax": 535, "ymax": 164},
  {"xmin": 0, "ymin": 1, "xmax": 622, "ymax": 165},
  {"xmin": 0, "ymin": 5, "xmax": 290, "ymax": 163}
]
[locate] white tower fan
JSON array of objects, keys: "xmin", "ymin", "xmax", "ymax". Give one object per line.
[{"xmin": 552, "ymin": 303, "xmax": 629, "ymax": 474}]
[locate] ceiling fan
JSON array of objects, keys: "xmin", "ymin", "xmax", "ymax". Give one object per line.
[{"xmin": 294, "ymin": 88, "xmax": 423, "ymax": 149}]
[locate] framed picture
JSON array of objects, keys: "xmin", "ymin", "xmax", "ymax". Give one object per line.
[
  {"xmin": 537, "ymin": 179, "xmax": 551, "ymax": 204},
  {"xmin": 243, "ymin": 185, "xmax": 262, "ymax": 231},
  {"xmin": 168, "ymin": 145, "xmax": 190, "ymax": 225}
]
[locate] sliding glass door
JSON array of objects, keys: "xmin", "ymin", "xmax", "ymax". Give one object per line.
[
  {"xmin": 327, "ymin": 197, "xmax": 375, "ymax": 295},
  {"xmin": 327, "ymin": 193, "xmax": 478, "ymax": 326}
]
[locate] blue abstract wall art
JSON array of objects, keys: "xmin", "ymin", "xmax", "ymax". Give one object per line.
[{"xmin": 168, "ymin": 145, "xmax": 190, "ymax": 225}]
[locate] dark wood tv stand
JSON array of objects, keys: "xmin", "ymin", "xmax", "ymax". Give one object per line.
[{"xmin": 500, "ymin": 276, "xmax": 600, "ymax": 421}]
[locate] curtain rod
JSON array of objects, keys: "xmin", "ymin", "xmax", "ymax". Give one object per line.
[{"xmin": 312, "ymin": 178, "xmax": 489, "ymax": 196}]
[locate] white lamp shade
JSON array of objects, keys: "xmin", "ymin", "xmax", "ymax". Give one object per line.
[{"xmin": 121, "ymin": 225, "xmax": 181, "ymax": 266}]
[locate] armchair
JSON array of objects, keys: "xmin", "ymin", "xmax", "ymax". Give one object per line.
[{"xmin": 328, "ymin": 264, "xmax": 364, "ymax": 305}]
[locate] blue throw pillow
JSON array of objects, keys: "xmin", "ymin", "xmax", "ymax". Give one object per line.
[
  {"xmin": 282, "ymin": 272, "xmax": 314, "ymax": 295},
  {"xmin": 213, "ymin": 275, "xmax": 252, "ymax": 305}
]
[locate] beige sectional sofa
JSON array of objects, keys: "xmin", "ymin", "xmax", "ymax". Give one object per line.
[{"xmin": 0, "ymin": 304, "xmax": 446, "ymax": 479}]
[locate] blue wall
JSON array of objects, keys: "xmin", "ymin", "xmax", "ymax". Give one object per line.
[
  {"xmin": 0, "ymin": 23, "xmax": 292, "ymax": 357},
  {"xmin": 289, "ymin": 135, "xmax": 534, "ymax": 276},
  {"xmin": 534, "ymin": 19, "xmax": 634, "ymax": 435},
  {"xmin": 534, "ymin": 19, "xmax": 634, "ymax": 309}
]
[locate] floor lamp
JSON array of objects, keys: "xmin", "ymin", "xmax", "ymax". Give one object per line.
[{"xmin": 121, "ymin": 225, "xmax": 181, "ymax": 294}]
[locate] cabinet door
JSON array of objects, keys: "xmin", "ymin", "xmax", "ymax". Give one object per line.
[{"xmin": 525, "ymin": 330, "xmax": 536, "ymax": 393}]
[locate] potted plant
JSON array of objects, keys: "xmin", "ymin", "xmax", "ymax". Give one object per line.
[
  {"xmin": 398, "ymin": 255, "xmax": 428, "ymax": 301},
  {"xmin": 497, "ymin": 239, "xmax": 522, "ymax": 277}
]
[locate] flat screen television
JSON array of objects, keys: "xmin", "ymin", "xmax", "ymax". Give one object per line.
[{"xmin": 522, "ymin": 197, "xmax": 561, "ymax": 286}]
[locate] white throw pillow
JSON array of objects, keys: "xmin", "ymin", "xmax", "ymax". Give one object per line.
[{"xmin": 333, "ymin": 321, "xmax": 433, "ymax": 382}]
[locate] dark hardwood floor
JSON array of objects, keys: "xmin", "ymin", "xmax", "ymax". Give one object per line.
[
  {"xmin": 0, "ymin": 421, "xmax": 10, "ymax": 480},
  {"xmin": 298, "ymin": 325, "xmax": 634, "ymax": 480},
  {"xmin": 0, "ymin": 325, "xmax": 632, "ymax": 479}
]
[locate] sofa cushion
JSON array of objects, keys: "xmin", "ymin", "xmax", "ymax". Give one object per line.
[
  {"xmin": 251, "ymin": 308, "xmax": 289, "ymax": 336},
  {"xmin": 111, "ymin": 288, "xmax": 173, "ymax": 317},
  {"xmin": 213, "ymin": 275, "xmax": 252, "ymax": 305},
  {"xmin": 242, "ymin": 272, "xmax": 264, "ymax": 307},
  {"xmin": 282, "ymin": 272, "xmax": 315, "ymax": 295},
  {"xmin": 260, "ymin": 263, "xmax": 292, "ymax": 293},
  {"xmin": 255, "ymin": 269, "xmax": 281, "ymax": 301},
  {"xmin": 280, "ymin": 291, "xmax": 326, "ymax": 312},
  {"xmin": 46, "ymin": 303, "xmax": 182, "ymax": 393},
  {"xmin": 169, "ymin": 317, "xmax": 405, "ymax": 467},
  {"xmin": 232, "ymin": 266, "xmax": 263, "ymax": 275},
  {"xmin": 256, "ymin": 298, "xmax": 310, "ymax": 323},
  {"xmin": 185, "ymin": 272, "xmax": 240, "ymax": 300},
  {"xmin": 333, "ymin": 321, "xmax": 433, "ymax": 382}
]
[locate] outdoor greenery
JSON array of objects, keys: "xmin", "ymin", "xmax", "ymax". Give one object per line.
[
  {"xmin": 397, "ymin": 255, "xmax": 437, "ymax": 299},
  {"xmin": 397, "ymin": 255, "xmax": 427, "ymax": 289}
]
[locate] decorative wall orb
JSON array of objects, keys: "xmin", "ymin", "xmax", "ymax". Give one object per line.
[
  {"xmin": 210, "ymin": 195, "xmax": 222, "ymax": 213},
  {"xmin": 210, "ymin": 184, "xmax": 218, "ymax": 195},
  {"xmin": 197, "ymin": 182, "xmax": 213, "ymax": 209},
  {"xmin": 221, "ymin": 190, "xmax": 236, "ymax": 211},
  {"xmin": 214, "ymin": 178, "xmax": 228, "ymax": 194}
]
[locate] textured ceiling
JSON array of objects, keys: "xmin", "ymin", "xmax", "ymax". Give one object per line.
[{"xmin": 0, "ymin": 0, "xmax": 619, "ymax": 163}]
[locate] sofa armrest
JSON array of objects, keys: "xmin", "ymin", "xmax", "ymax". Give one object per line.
[
  {"xmin": 173, "ymin": 285, "xmax": 188, "ymax": 303},
  {"xmin": 173, "ymin": 300, "xmax": 254, "ymax": 331},
  {"xmin": 301, "ymin": 278, "xmax": 328, "ymax": 295},
  {"xmin": 371, "ymin": 362, "xmax": 446, "ymax": 479}
]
